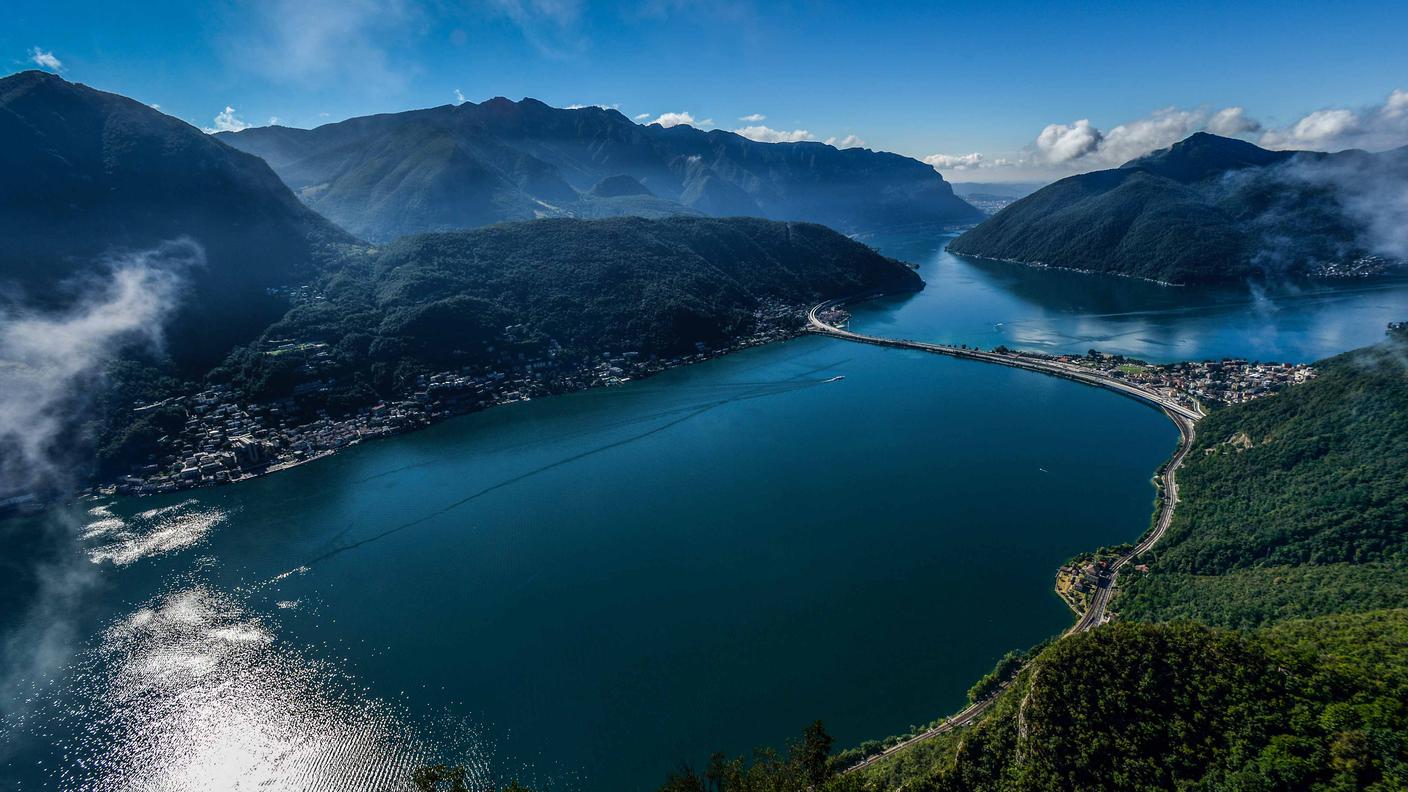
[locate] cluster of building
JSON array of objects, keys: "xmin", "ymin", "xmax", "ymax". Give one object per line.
[
  {"xmin": 1310, "ymin": 255, "xmax": 1402, "ymax": 279},
  {"xmin": 103, "ymin": 301, "xmax": 807, "ymax": 496},
  {"xmin": 1052, "ymin": 351, "xmax": 1316, "ymax": 409},
  {"xmin": 1054, "ymin": 552, "xmax": 1153, "ymax": 614}
]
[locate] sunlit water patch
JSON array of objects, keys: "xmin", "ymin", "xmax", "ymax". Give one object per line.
[
  {"xmin": 6, "ymin": 580, "xmax": 501, "ymax": 791},
  {"xmin": 83, "ymin": 500, "xmax": 228, "ymax": 567}
]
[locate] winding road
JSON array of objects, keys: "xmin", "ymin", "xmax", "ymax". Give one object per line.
[{"xmin": 805, "ymin": 296, "xmax": 1200, "ymax": 772}]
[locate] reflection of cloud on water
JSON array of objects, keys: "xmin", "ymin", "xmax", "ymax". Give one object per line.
[
  {"xmin": 24, "ymin": 583, "xmax": 497, "ymax": 791},
  {"xmin": 84, "ymin": 500, "xmax": 228, "ymax": 566}
]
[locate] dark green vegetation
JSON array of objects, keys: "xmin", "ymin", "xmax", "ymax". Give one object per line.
[
  {"xmin": 1121, "ymin": 332, "xmax": 1408, "ymax": 628},
  {"xmin": 0, "ymin": 70, "xmax": 351, "ymax": 369},
  {"xmin": 875, "ymin": 613, "xmax": 1408, "ymax": 791},
  {"xmin": 948, "ymin": 133, "xmax": 1408, "ymax": 284},
  {"xmin": 218, "ymin": 97, "xmax": 983, "ymax": 242},
  {"xmin": 213, "ymin": 216, "xmax": 919, "ymax": 405},
  {"xmin": 657, "ymin": 721, "xmax": 858, "ymax": 792}
]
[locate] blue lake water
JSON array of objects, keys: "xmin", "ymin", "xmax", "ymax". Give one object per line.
[{"xmin": 2, "ymin": 237, "xmax": 1404, "ymax": 791}]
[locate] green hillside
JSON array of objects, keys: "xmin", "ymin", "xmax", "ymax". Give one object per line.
[
  {"xmin": 1119, "ymin": 333, "xmax": 1408, "ymax": 627},
  {"xmin": 947, "ymin": 133, "xmax": 1408, "ymax": 284},
  {"xmin": 211, "ymin": 215, "xmax": 920, "ymax": 403},
  {"xmin": 865, "ymin": 613, "xmax": 1408, "ymax": 792}
]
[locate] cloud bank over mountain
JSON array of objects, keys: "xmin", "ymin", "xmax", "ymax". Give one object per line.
[{"xmin": 935, "ymin": 90, "xmax": 1407, "ymax": 182}]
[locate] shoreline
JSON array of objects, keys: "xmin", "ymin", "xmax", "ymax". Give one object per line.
[
  {"xmin": 807, "ymin": 293, "xmax": 1202, "ymax": 773},
  {"xmin": 944, "ymin": 247, "xmax": 1408, "ymax": 288},
  {"xmin": 81, "ymin": 313, "xmax": 819, "ymax": 506},
  {"xmin": 943, "ymin": 248, "xmax": 1186, "ymax": 287}
]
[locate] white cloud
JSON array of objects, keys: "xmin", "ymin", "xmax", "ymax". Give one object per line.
[
  {"xmin": 634, "ymin": 112, "xmax": 651, "ymax": 121},
  {"xmin": 204, "ymin": 106, "xmax": 251, "ymax": 134},
  {"xmin": 565, "ymin": 102, "xmax": 620, "ymax": 110},
  {"xmin": 1207, "ymin": 106, "xmax": 1261, "ymax": 136},
  {"xmin": 923, "ymin": 152, "xmax": 987, "ymax": 171},
  {"xmin": 1258, "ymin": 90, "xmax": 1408, "ymax": 152},
  {"xmin": 1292, "ymin": 109, "xmax": 1357, "ymax": 143},
  {"xmin": 1034, "ymin": 119, "xmax": 1103, "ymax": 165},
  {"xmin": 1032, "ymin": 108, "xmax": 1213, "ymax": 168},
  {"xmin": 454, "ymin": 88, "xmax": 467, "ymax": 105},
  {"xmin": 149, "ymin": 103, "xmax": 162, "ymax": 111},
  {"xmin": 733, "ymin": 125, "xmax": 814, "ymax": 143},
  {"xmin": 1386, "ymin": 88, "xmax": 1408, "ymax": 119},
  {"xmin": 995, "ymin": 91, "xmax": 1407, "ymax": 180},
  {"xmin": 738, "ymin": 113, "xmax": 765, "ymax": 122},
  {"xmin": 268, "ymin": 116, "xmax": 280, "ymax": 126},
  {"xmin": 825, "ymin": 134, "xmax": 866, "ymax": 149},
  {"xmin": 29, "ymin": 48, "xmax": 62, "ymax": 71},
  {"xmin": 651, "ymin": 111, "xmax": 702, "ymax": 128}
]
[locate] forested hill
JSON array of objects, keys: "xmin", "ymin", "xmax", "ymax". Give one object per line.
[
  {"xmin": 0, "ymin": 70, "xmax": 352, "ymax": 369},
  {"xmin": 214, "ymin": 216, "xmax": 921, "ymax": 401},
  {"xmin": 947, "ymin": 132, "xmax": 1408, "ymax": 284},
  {"xmin": 866, "ymin": 612, "xmax": 1408, "ymax": 792},
  {"xmin": 217, "ymin": 97, "xmax": 983, "ymax": 242},
  {"xmin": 1117, "ymin": 331, "xmax": 1408, "ymax": 628}
]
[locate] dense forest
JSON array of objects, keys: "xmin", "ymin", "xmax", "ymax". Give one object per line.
[
  {"xmin": 856, "ymin": 613, "xmax": 1408, "ymax": 791},
  {"xmin": 1119, "ymin": 332, "xmax": 1408, "ymax": 627},
  {"xmin": 947, "ymin": 133, "xmax": 1408, "ymax": 284}
]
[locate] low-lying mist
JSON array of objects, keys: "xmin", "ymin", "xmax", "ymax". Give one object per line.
[{"xmin": 0, "ymin": 240, "xmax": 200, "ymax": 725}]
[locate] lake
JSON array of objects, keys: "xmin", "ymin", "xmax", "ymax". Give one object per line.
[{"xmin": 2, "ymin": 238, "xmax": 1404, "ymax": 791}]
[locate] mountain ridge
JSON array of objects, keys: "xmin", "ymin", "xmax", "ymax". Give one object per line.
[
  {"xmin": 0, "ymin": 70, "xmax": 354, "ymax": 367},
  {"xmin": 218, "ymin": 97, "xmax": 984, "ymax": 242}
]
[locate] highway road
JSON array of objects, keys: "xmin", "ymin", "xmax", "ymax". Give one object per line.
[{"xmin": 807, "ymin": 296, "xmax": 1201, "ymax": 773}]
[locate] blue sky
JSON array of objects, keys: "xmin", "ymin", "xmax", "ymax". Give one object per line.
[{"xmin": 7, "ymin": 0, "xmax": 1408, "ymax": 181}]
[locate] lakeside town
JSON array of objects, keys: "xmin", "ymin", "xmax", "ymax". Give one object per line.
[
  {"xmin": 1051, "ymin": 349, "xmax": 1317, "ymax": 413},
  {"xmin": 97, "ymin": 302, "xmax": 807, "ymax": 497}
]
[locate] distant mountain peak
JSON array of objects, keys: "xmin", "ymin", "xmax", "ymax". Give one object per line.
[
  {"xmin": 219, "ymin": 94, "xmax": 983, "ymax": 240},
  {"xmin": 1123, "ymin": 131, "xmax": 1292, "ymax": 182}
]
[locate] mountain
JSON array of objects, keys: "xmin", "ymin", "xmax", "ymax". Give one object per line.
[
  {"xmin": 217, "ymin": 98, "xmax": 983, "ymax": 242},
  {"xmin": 947, "ymin": 133, "xmax": 1408, "ymax": 284},
  {"xmin": 210, "ymin": 216, "xmax": 922, "ymax": 406},
  {"xmin": 0, "ymin": 71, "xmax": 353, "ymax": 368}
]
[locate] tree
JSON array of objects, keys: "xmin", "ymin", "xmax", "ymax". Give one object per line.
[{"xmin": 793, "ymin": 720, "xmax": 836, "ymax": 787}]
